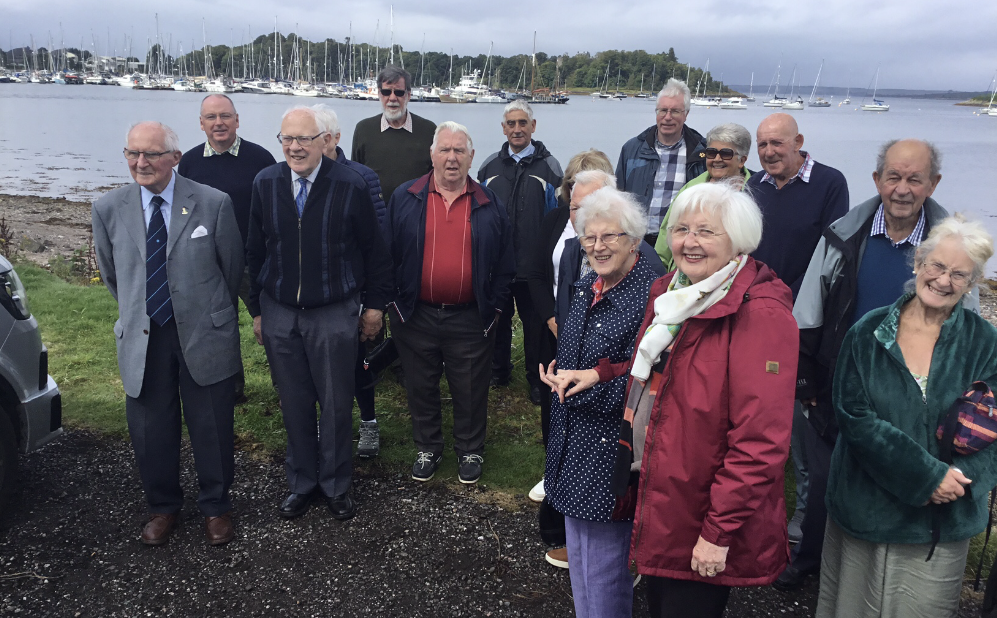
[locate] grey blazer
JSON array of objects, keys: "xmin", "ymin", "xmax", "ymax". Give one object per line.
[{"xmin": 92, "ymin": 174, "xmax": 244, "ymax": 398}]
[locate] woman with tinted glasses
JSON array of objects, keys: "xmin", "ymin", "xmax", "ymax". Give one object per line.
[
  {"xmin": 654, "ymin": 123, "xmax": 753, "ymax": 270},
  {"xmin": 817, "ymin": 216, "xmax": 997, "ymax": 618}
]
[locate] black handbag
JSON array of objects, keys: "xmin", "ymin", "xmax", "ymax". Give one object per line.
[{"xmin": 362, "ymin": 337, "xmax": 398, "ymax": 375}]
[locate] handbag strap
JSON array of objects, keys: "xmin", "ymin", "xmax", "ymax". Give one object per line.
[
  {"xmin": 928, "ymin": 395, "xmax": 972, "ymax": 561},
  {"xmin": 976, "ymin": 488, "xmax": 997, "ymax": 591}
]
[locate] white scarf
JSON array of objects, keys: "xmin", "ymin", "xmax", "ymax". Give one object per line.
[{"xmin": 630, "ymin": 255, "xmax": 748, "ymax": 381}]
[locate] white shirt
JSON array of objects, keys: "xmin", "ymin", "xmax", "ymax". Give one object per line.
[
  {"xmin": 140, "ymin": 171, "xmax": 177, "ymax": 233},
  {"xmin": 552, "ymin": 218, "xmax": 577, "ymax": 300},
  {"xmin": 291, "ymin": 165, "xmax": 322, "ymax": 200}
]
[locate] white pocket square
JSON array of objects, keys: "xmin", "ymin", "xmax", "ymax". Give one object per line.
[{"xmin": 190, "ymin": 226, "xmax": 209, "ymax": 239}]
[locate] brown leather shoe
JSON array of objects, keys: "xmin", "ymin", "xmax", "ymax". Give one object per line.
[
  {"xmin": 205, "ymin": 512, "xmax": 234, "ymax": 546},
  {"xmin": 140, "ymin": 513, "xmax": 178, "ymax": 546}
]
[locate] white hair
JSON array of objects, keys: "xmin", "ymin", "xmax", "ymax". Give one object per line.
[
  {"xmin": 431, "ymin": 121, "xmax": 474, "ymax": 152},
  {"xmin": 126, "ymin": 121, "xmax": 180, "ymax": 152},
  {"xmin": 657, "ymin": 78, "xmax": 692, "ymax": 112},
  {"xmin": 667, "ymin": 181, "xmax": 763, "ymax": 255},
  {"xmin": 281, "ymin": 106, "xmax": 331, "ymax": 134},
  {"xmin": 914, "ymin": 214, "xmax": 994, "ymax": 284},
  {"xmin": 310, "ymin": 104, "xmax": 341, "ymax": 136},
  {"xmin": 571, "ymin": 169, "xmax": 616, "ymax": 198},
  {"xmin": 502, "ymin": 99, "xmax": 534, "ymax": 122},
  {"xmin": 573, "ymin": 186, "xmax": 648, "ymax": 241}
]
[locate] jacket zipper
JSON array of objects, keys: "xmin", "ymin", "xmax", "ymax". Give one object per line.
[
  {"xmin": 296, "ymin": 217, "xmax": 302, "ymax": 304},
  {"xmin": 631, "ymin": 324, "xmax": 688, "ymax": 575}
]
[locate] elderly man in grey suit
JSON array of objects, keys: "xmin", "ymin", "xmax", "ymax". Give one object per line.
[{"xmin": 92, "ymin": 121, "xmax": 244, "ymax": 547}]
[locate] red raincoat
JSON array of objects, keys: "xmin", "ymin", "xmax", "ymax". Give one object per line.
[{"xmin": 627, "ymin": 258, "xmax": 798, "ymax": 586}]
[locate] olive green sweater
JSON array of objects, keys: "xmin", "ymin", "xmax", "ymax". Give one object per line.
[
  {"xmin": 350, "ymin": 112, "xmax": 436, "ymax": 202},
  {"xmin": 829, "ymin": 293, "xmax": 997, "ymax": 544}
]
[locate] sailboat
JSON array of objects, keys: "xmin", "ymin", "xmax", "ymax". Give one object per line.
[
  {"xmin": 808, "ymin": 60, "xmax": 831, "ymax": 107},
  {"xmin": 634, "ymin": 73, "xmax": 648, "ymax": 98},
  {"xmin": 613, "ymin": 68, "xmax": 628, "ymax": 99},
  {"xmin": 744, "ymin": 72, "xmax": 755, "ymax": 102},
  {"xmin": 692, "ymin": 59, "xmax": 720, "ymax": 106},
  {"xmin": 781, "ymin": 66, "xmax": 804, "ymax": 110},
  {"xmin": 841, "ymin": 83, "xmax": 851, "ymax": 105},
  {"xmin": 979, "ymin": 71, "xmax": 996, "ymax": 115},
  {"xmin": 861, "ymin": 66, "xmax": 890, "ymax": 111},
  {"xmin": 591, "ymin": 62, "xmax": 612, "ymax": 98},
  {"xmin": 763, "ymin": 61, "xmax": 786, "ymax": 107}
]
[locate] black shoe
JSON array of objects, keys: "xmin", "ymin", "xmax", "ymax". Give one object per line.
[
  {"xmin": 772, "ymin": 564, "xmax": 808, "ymax": 592},
  {"xmin": 278, "ymin": 493, "xmax": 312, "ymax": 519},
  {"xmin": 326, "ymin": 493, "xmax": 357, "ymax": 520},
  {"xmin": 458, "ymin": 453, "xmax": 484, "ymax": 484},
  {"xmin": 490, "ymin": 374, "xmax": 511, "ymax": 388},
  {"xmin": 412, "ymin": 451, "xmax": 443, "ymax": 482},
  {"xmin": 529, "ymin": 385, "xmax": 543, "ymax": 405}
]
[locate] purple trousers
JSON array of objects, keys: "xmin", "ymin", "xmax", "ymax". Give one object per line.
[{"xmin": 564, "ymin": 515, "xmax": 634, "ymax": 618}]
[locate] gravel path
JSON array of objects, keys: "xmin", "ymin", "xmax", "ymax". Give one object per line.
[{"xmin": 0, "ymin": 430, "xmax": 835, "ymax": 618}]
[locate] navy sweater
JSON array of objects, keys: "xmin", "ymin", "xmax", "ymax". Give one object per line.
[
  {"xmin": 246, "ymin": 156, "xmax": 393, "ymax": 316},
  {"xmin": 178, "ymin": 139, "xmax": 277, "ymax": 245},
  {"xmin": 850, "ymin": 235, "xmax": 915, "ymax": 326},
  {"xmin": 748, "ymin": 161, "xmax": 849, "ymax": 299}
]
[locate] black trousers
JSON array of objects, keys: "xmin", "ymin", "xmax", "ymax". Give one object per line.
[
  {"xmin": 393, "ymin": 304, "xmax": 495, "ymax": 456},
  {"xmin": 261, "ymin": 293, "xmax": 359, "ymax": 498},
  {"xmin": 645, "ymin": 576, "xmax": 731, "ymax": 618},
  {"xmin": 788, "ymin": 419, "xmax": 836, "ymax": 574},
  {"xmin": 537, "ymin": 327, "xmax": 557, "ymax": 447},
  {"xmin": 353, "ymin": 340, "xmax": 376, "ymax": 423},
  {"xmin": 493, "ymin": 280, "xmax": 541, "ymax": 388},
  {"xmin": 125, "ymin": 320, "xmax": 236, "ymax": 517}
]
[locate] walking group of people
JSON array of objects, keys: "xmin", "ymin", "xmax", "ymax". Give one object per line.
[{"xmin": 92, "ymin": 66, "xmax": 997, "ymax": 618}]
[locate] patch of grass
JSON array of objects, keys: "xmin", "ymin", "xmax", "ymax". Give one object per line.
[{"xmin": 19, "ymin": 262, "xmax": 546, "ymax": 496}]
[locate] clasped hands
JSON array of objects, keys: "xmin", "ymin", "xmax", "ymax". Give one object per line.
[
  {"xmin": 929, "ymin": 466, "xmax": 972, "ymax": 505},
  {"xmin": 537, "ymin": 360, "xmax": 599, "ymax": 403}
]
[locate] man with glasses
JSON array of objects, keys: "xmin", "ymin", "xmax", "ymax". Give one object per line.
[
  {"xmin": 383, "ymin": 122, "xmax": 514, "ymax": 485},
  {"xmin": 246, "ymin": 107, "xmax": 392, "ymax": 521},
  {"xmin": 178, "ymin": 94, "xmax": 276, "ymax": 402},
  {"xmin": 615, "ymin": 78, "xmax": 707, "ymax": 246},
  {"xmin": 92, "ymin": 121, "xmax": 244, "ymax": 546},
  {"xmin": 352, "ymin": 66, "xmax": 436, "ymax": 203},
  {"xmin": 777, "ymin": 139, "xmax": 956, "ymax": 591},
  {"xmin": 476, "ymin": 100, "xmax": 562, "ymax": 402}
]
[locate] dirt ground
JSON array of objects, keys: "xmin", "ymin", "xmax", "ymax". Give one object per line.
[{"xmin": 0, "ymin": 194, "xmax": 991, "ymax": 617}]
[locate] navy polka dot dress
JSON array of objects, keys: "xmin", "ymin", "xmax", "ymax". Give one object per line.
[{"xmin": 544, "ymin": 252, "xmax": 660, "ymax": 522}]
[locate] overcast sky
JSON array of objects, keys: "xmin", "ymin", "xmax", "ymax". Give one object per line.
[{"xmin": 4, "ymin": 0, "xmax": 995, "ymax": 92}]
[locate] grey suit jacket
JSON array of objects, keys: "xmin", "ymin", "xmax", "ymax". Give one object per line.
[{"xmin": 92, "ymin": 173, "xmax": 244, "ymax": 398}]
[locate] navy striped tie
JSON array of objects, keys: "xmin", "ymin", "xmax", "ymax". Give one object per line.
[{"xmin": 146, "ymin": 196, "xmax": 173, "ymax": 326}]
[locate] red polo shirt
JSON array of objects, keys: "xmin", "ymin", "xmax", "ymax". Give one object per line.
[{"xmin": 419, "ymin": 175, "xmax": 475, "ymax": 304}]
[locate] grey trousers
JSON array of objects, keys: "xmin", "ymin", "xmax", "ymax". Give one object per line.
[
  {"xmin": 126, "ymin": 319, "xmax": 236, "ymax": 517},
  {"xmin": 393, "ymin": 304, "xmax": 495, "ymax": 456},
  {"xmin": 260, "ymin": 292, "xmax": 360, "ymax": 498}
]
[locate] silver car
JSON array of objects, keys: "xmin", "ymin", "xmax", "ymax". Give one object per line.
[{"xmin": 0, "ymin": 254, "xmax": 62, "ymax": 511}]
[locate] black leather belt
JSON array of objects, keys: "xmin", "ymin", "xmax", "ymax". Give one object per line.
[{"xmin": 419, "ymin": 301, "xmax": 476, "ymax": 311}]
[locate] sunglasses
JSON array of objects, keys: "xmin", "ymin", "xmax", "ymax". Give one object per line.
[
  {"xmin": 380, "ymin": 88, "xmax": 407, "ymax": 97},
  {"xmin": 701, "ymin": 148, "xmax": 736, "ymax": 160}
]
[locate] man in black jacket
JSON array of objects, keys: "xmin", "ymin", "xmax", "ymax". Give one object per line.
[
  {"xmin": 247, "ymin": 107, "xmax": 392, "ymax": 521},
  {"xmin": 477, "ymin": 101, "xmax": 562, "ymax": 403}
]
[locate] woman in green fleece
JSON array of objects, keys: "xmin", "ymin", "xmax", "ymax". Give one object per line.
[
  {"xmin": 817, "ymin": 215, "xmax": 997, "ymax": 618},
  {"xmin": 654, "ymin": 123, "xmax": 753, "ymax": 271}
]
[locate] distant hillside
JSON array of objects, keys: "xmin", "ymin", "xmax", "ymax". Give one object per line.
[{"xmin": 728, "ymin": 85, "xmax": 990, "ymax": 101}]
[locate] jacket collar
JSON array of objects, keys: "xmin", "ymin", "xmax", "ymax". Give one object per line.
[
  {"xmin": 407, "ymin": 172, "xmax": 492, "ymax": 208},
  {"xmin": 652, "ymin": 257, "xmax": 791, "ymax": 321},
  {"xmin": 874, "ymin": 291, "xmax": 965, "ymax": 351},
  {"xmin": 640, "ymin": 124, "xmax": 706, "ymax": 156},
  {"xmin": 499, "ymin": 139, "xmax": 549, "ymax": 163}
]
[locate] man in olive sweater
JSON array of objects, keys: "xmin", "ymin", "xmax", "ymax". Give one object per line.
[{"xmin": 351, "ymin": 66, "xmax": 436, "ymax": 202}]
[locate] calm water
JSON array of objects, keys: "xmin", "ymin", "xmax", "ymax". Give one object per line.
[{"xmin": 2, "ymin": 83, "xmax": 996, "ymax": 257}]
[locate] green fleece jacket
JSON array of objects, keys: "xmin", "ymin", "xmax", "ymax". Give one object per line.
[
  {"xmin": 828, "ymin": 292, "xmax": 997, "ymax": 544},
  {"xmin": 653, "ymin": 168, "xmax": 752, "ymax": 271}
]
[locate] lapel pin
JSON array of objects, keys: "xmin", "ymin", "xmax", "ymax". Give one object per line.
[{"xmin": 181, "ymin": 207, "xmax": 189, "ymax": 215}]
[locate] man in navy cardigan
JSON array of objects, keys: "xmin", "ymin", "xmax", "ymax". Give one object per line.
[{"xmin": 246, "ymin": 107, "xmax": 392, "ymax": 520}]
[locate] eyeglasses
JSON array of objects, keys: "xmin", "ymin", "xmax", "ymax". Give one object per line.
[
  {"xmin": 202, "ymin": 113, "xmax": 235, "ymax": 122},
  {"xmin": 701, "ymin": 148, "xmax": 736, "ymax": 161},
  {"xmin": 277, "ymin": 132, "xmax": 326, "ymax": 146},
  {"xmin": 380, "ymin": 88, "xmax": 407, "ymax": 97},
  {"xmin": 123, "ymin": 149, "xmax": 172, "ymax": 162},
  {"xmin": 922, "ymin": 261, "xmax": 972, "ymax": 287},
  {"xmin": 655, "ymin": 108, "xmax": 687, "ymax": 117},
  {"xmin": 579, "ymin": 232, "xmax": 629, "ymax": 248},
  {"xmin": 667, "ymin": 225, "xmax": 727, "ymax": 242}
]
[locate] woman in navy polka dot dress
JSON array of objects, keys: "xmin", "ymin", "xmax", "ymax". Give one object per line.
[{"xmin": 539, "ymin": 186, "xmax": 661, "ymax": 618}]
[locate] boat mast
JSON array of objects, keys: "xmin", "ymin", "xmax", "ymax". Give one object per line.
[
  {"xmin": 530, "ymin": 31, "xmax": 536, "ymax": 95},
  {"xmin": 810, "ymin": 59, "xmax": 823, "ymax": 102}
]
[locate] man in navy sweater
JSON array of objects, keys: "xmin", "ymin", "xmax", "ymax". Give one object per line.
[
  {"xmin": 747, "ymin": 112, "xmax": 849, "ymax": 574},
  {"xmin": 178, "ymin": 94, "xmax": 276, "ymax": 401},
  {"xmin": 247, "ymin": 107, "xmax": 392, "ymax": 520},
  {"xmin": 777, "ymin": 139, "xmax": 948, "ymax": 590}
]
